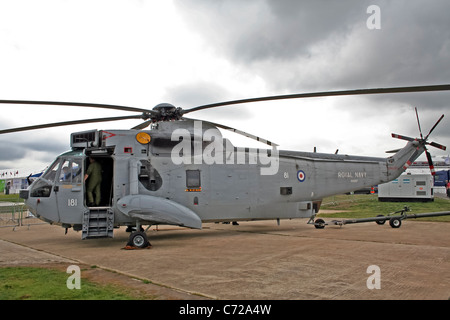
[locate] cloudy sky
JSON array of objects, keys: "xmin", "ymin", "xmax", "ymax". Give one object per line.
[{"xmin": 1, "ymin": 0, "xmax": 449, "ymax": 174}]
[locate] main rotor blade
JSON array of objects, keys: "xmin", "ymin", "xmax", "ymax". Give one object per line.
[
  {"xmin": 0, "ymin": 99, "xmax": 154, "ymax": 114},
  {"xmin": 183, "ymin": 117, "xmax": 279, "ymax": 147},
  {"xmin": 132, "ymin": 119, "xmax": 153, "ymax": 130},
  {"xmin": 0, "ymin": 115, "xmax": 144, "ymax": 134},
  {"xmin": 183, "ymin": 84, "xmax": 450, "ymax": 114}
]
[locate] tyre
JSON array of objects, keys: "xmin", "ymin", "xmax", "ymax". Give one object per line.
[
  {"xmin": 314, "ymin": 218, "xmax": 325, "ymax": 229},
  {"xmin": 375, "ymin": 215, "xmax": 386, "ymax": 225},
  {"xmin": 389, "ymin": 217, "xmax": 402, "ymax": 228},
  {"xmin": 128, "ymin": 231, "xmax": 150, "ymax": 248}
]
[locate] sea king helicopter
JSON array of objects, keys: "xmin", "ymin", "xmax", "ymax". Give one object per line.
[{"xmin": 0, "ymin": 84, "xmax": 448, "ymax": 248}]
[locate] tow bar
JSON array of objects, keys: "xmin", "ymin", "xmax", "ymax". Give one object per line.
[{"xmin": 309, "ymin": 206, "xmax": 450, "ymax": 229}]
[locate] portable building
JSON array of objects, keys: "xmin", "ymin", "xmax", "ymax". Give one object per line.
[{"xmin": 378, "ymin": 173, "xmax": 434, "ymax": 202}]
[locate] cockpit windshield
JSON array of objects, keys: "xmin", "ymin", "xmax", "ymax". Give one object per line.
[
  {"xmin": 31, "ymin": 153, "xmax": 84, "ymax": 198},
  {"xmin": 42, "ymin": 159, "xmax": 60, "ymax": 182}
]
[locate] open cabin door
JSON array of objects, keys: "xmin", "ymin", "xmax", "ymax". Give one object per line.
[{"xmin": 83, "ymin": 155, "xmax": 114, "ymax": 207}]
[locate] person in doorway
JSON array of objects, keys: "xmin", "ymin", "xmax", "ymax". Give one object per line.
[{"xmin": 84, "ymin": 157, "xmax": 102, "ymax": 206}]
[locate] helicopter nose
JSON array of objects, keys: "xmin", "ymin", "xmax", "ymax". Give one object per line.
[
  {"xmin": 20, "ymin": 190, "xmax": 36, "ymax": 215},
  {"xmin": 20, "ymin": 189, "xmax": 55, "ymax": 224}
]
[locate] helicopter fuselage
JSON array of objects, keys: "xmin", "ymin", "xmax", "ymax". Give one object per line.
[{"xmin": 21, "ymin": 120, "xmax": 424, "ymax": 237}]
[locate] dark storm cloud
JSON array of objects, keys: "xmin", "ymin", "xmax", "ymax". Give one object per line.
[
  {"xmin": 0, "ymin": 137, "xmax": 67, "ymax": 163},
  {"xmin": 177, "ymin": 0, "xmax": 450, "ymax": 91},
  {"xmin": 0, "ymin": 140, "xmax": 24, "ymax": 162},
  {"xmin": 178, "ymin": 0, "xmax": 363, "ymax": 63},
  {"xmin": 0, "ymin": 118, "xmax": 67, "ymax": 168},
  {"xmin": 176, "ymin": 0, "xmax": 450, "ymax": 151}
]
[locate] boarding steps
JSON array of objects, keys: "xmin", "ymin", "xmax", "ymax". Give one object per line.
[{"xmin": 82, "ymin": 207, "xmax": 114, "ymax": 239}]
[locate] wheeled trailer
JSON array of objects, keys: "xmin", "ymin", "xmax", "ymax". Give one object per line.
[{"xmin": 309, "ymin": 206, "xmax": 450, "ymax": 229}]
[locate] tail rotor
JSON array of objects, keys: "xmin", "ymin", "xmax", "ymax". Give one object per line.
[{"xmin": 391, "ymin": 108, "xmax": 446, "ymax": 175}]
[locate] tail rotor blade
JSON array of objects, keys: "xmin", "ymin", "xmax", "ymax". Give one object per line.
[
  {"xmin": 391, "ymin": 133, "xmax": 415, "ymax": 142},
  {"xmin": 402, "ymin": 148, "xmax": 422, "ymax": 171},
  {"xmin": 427, "ymin": 141, "xmax": 447, "ymax": 150},
  {"xmin": 425, "ymin": 150, "xmax": 436, "ymax": 176},
  {"xmin": 415, "ymin": 107, "xmax": 424, "ymax": 139},
  {"xmin": 424, "ymin": 114, "xmax": 444, "ymax": 140}
]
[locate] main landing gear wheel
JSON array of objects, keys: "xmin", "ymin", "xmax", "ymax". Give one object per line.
[
  {"xmin": 127, "ymin": 231, "xmax": 151, "ymax": 248},
  {"xmin": 389, "ymin": 217, "xmax": 402, "ymax": 228}
]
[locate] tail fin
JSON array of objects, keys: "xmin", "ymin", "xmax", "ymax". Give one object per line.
[{"xmin": 387, "ymin": 139, "xmax": 425, "ymax": 179}]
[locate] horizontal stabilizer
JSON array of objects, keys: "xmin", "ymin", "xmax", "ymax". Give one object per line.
[{"xmin": 385, "ymin": 148, "xmax": 401, "ymax": 154}]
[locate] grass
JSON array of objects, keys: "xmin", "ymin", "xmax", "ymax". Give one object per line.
[
  {"xmin": 0, "ymin": 193, "xmax": 22, "ymax": 203},
  {"xmin": 0, "ymin": 266, "xmax": 150, "ymax": 300},
  {"xmin": 320, "ymin": 193, "xmax": 450, "ymax": 222}
]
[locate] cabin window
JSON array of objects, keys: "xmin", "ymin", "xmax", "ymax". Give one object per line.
[
  {"xmin": 186, "ymin": 170, "xmax": 201, "ymax": 188},
  {"xmin": 138, "ymin": 160, "xmax": 162, "ymax": 191}
]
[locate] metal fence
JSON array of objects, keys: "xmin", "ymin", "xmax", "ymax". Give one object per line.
[{"xmin": 0, "ymin": 202, "xmax": 44, "ymax": 229}]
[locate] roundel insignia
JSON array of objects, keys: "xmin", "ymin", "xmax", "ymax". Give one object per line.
[{"xmin": 297, "ymin": 170, "xmax": 306, "ymax": 182}]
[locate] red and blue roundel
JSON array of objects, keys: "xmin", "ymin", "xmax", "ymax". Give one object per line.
[{"xmin": 297, "ymin": 170, "xmax": 306, "ymax": 182}]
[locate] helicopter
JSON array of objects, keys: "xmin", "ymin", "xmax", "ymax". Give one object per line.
[{"xmin": 0, "ymin": 84, "xmax": 448, "ymax": 248}]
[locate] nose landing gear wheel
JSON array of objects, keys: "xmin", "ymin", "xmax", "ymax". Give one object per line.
[{"xmin": 127, "ymin": 231, "xmax": 151, "ymax": 249}]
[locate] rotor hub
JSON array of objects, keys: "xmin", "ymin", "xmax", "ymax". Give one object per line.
[{"xmin": 151, "ymin": 103, "xmax": 183, "ymax": 122}]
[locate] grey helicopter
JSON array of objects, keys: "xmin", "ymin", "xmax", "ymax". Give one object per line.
[{"xmin": 0, "ymin": 84, "xmax": 448, "ymax": 248}]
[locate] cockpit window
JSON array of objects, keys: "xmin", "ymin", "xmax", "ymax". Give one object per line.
[
  {"xmin": 42, "ymin": 160, "xmax": 61, "ymax": 182},
  {"xmin": 59, "ymin": 160, "xmax": 70, "ymax": 182},
  {"xmin": 59, "ymin": 159, "xmax": 82, "ymax": 184},
  {"xmin": 30, "ymin": 156, "xmax": 84, "ymax": 198}
]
